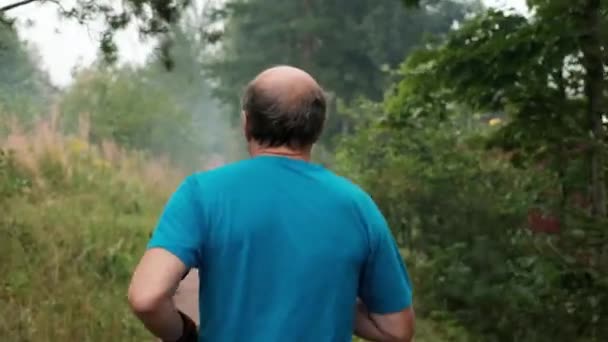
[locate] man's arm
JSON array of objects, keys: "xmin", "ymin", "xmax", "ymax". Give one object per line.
[
  {"xmin": 355, "ymin": 194, "xmax": 415, "ymax": 342},
  {"xmin": 128, "ymin": 248, "xmax": 191, "ymax": 341},
  {"xmin": 128, "ymin": 176, "xmax": 202, "ymax": 341},
  {"xmin": 354, "ymin": 298, "xmax": 415, "ymax": 342}
]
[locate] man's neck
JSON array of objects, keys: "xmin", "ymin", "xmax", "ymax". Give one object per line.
[{"xmin": 249, "ymin": 144, "xmax": 311, "ymax": 161}]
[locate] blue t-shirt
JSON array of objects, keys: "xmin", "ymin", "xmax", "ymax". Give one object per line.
[{"xmin": 148, "ymin": 155, "xmax": 412, "ymax": 342}]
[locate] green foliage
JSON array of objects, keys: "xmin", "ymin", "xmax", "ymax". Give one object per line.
[
  {"xmin": 143, "ymin": 26, "xmax": 245, "ymax": 163},
  {"xmin": 385, "ymin": 3, "xmax": 608, "ymax": 215},
  {"xmin": 337, "ymin": 96, "xmax": 608, "ymax": 340},
  {"xmin": 205, "ymin": 0, "xmax": 477, "ymax": 145},
  {"xmin": 58, "ymin": 60, "xmax": 242, "ymax": 170},
  {"xmin": 59, "ymin": 67, "xmax": 194, "ymax": 164},
  {"xmin": 0, "ymin": 149, "xmax": 30, "ymax": 200},
  {"xmin": 0, "ymin": 21, "xmax": 52, "ymax": 129},
  {"xmin": 390, "ymin": 9, "xmax": 584, "ymax": 157},
  {"xmin": 59, "ymin": 22, "xmax": 245, "ymax": 170},
  {"xmin": 2, "ymin": 0, "xmax": 193, "ymax": 64},
  {"xmin": 0, "ymin": 148, "xmax": 164, "ymax": 341},
  {"xmin": 336, "ymin": 2, "xmax": 608, "ymax": 340}
]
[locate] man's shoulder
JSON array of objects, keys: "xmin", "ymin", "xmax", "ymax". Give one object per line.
[
  {"xmin": 324, "ymin": 171, "xmax": 363, "ymax": 192},
  {"xmin": 182, "ymin": 160, "xmax": 375, "ymax": 205},
  {"xmin": 189, "ymin": 159, "xmax": 253, "ymax": 182},
  {"xmin": 169, "ymin": 160, "xmax": 248, "ymax": 197},
  {"xmin": 320, "ymin": 170, "xmax": 376, "ymax": 207}
]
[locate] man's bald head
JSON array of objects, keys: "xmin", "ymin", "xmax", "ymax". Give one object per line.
[{"xmin": 242, "ymin": 65, "xmax": 327, "ymax": 149}]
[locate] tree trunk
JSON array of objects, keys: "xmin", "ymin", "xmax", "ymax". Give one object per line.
[
  {"xmin": 554, "ymin": 68, "xmax": 570, "ymax": 221},
  {"xmin": 579, "ymin": 0, "xmax": 607, "ymax": 218},
  {"xmin": 301, "ymin": 0, "xmax": 314, "ymax": 68}
]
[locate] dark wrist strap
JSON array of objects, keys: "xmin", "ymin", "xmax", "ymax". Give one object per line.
[{"xmin": 174, "ymin": 310, "xmax": 198, "ymax": 342}]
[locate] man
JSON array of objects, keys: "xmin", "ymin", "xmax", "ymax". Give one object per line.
[{"xmin": 128, "ymin": 65, "xmax": 415, "ymax": 342}]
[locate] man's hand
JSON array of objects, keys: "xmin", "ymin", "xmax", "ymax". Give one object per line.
[
  {"xmin": 354, "ymin": 298, "xmax": 414, "ymax": 342},
  {"xmin": 128, "ymin": 248, "xmax": 195, "ymax": 341}
]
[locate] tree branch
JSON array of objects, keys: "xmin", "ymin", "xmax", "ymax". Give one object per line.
[{"xmin": 0, "ymin": 0, "xmax": 39, "ymax": 13}]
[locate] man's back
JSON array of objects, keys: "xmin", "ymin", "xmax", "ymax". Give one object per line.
[
  {"xmin": 129, "ymin": 66, "xmax": 413, "ymax": 342},
  {"xmin": 148, "ymin": 155, "xmax": 412, "ymax": 341}
]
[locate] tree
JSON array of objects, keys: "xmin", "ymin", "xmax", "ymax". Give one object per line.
[
  {"xmin": 336, "ymin": 93, "xmax": 562, "ymax": 341},
  {"xmin": 59, "ymin": 21, "xmax": 243, "ymax": 169},
  {"xmin": 0, "ymin": 18, "xmax": 53, "ymax": 129},
  {"xmin": 336, "ymin": 2, "xmax": 608, "ymax": 340},
  {"xmin": 142, "ymin": 23, "xmax": 244, "ymax": 163},
  {"xmin": 204, "ymin": 0, "xmax": 477, "ymax": 143},
  {"xmin": 59, "ymin": 66, "xmax": 198, "ymax": 167},
  {"xmin": 577, "ymin": 0, "xmax": 606, "ymax": 217},
  {"xmin": 1, "ymin": 0, "xmax": 194, "ymax": 63},
  {"xmin": 389, "ymin": 1, "xmax": 608, "ymax": 219}
]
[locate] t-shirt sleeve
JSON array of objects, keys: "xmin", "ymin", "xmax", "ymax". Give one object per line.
[
  {"xmin": 358, "ymin": 196, "xmax": 413, "ymax": 314},
  {"xmin": 147, "ymin": 175, "xmax": 203, "ymax": 269}
]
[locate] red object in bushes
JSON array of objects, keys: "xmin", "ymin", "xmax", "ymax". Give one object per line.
[{"xmin": 527, "ymin": 208, "xmax": 561, "ymax": 234}]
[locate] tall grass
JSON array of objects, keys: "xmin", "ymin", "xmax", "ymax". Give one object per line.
[
  {"xmin": 3, "ymin": 112, "xmax": 184, "ymax": 195},
  {"xmin": 0, "ymin": 116, "xmax": 181, "ymax": 341}
]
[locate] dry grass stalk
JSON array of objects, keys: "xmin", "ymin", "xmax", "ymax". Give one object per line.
[{"xmin": 1, "ymin": 114, "xmax": 184, "ymax": 193}]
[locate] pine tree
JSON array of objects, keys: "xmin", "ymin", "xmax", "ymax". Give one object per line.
[{"xmin": 205, "ymin": 0, "xmax": 476, "ymax": 127}]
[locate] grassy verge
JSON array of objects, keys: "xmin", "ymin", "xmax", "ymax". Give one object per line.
[{"xmin": 1, "ymin": 122, "xmax": 177, "ymax": 341}]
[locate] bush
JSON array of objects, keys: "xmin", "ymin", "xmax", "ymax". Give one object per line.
[{"xmin": 335, "ymin": 101, "xmax": 608, "ymax": 341}]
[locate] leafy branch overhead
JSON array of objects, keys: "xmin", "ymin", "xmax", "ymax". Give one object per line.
[
  {"xmin": 387, "ymin": 2, "xmax": 607, "ymax": 218},
  {"xmin": 1, "ymin": 0, "xmax": 193, "ymax": 63},
  {"xmin": 401, "ymin": 0, "xmax": 420, "ymax": 7}
]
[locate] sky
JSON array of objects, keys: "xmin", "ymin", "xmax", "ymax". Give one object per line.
[{"xmin": 2, "ymin": 0, "xmax": 529, "ymax": 88}]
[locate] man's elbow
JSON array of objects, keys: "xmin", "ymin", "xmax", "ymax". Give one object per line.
[
  {"xmin": 128, "ymin": 284, "xmax": 164, "ymax": 315},
  {"xmin": 393, "ymin": 309, "xmax": 415, "ymax": 342},
  {"xmin": 375, "ymin": 307, "xmax": 415, "ymax": 342}
]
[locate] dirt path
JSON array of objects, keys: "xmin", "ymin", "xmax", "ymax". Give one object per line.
[
  {"xmin": 151, "ymin": 271, "xmax": 199, "ymax": 341},
  {"xmin": 173, "ymin": 269, "xmax": 200, "ymax": 324}
]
